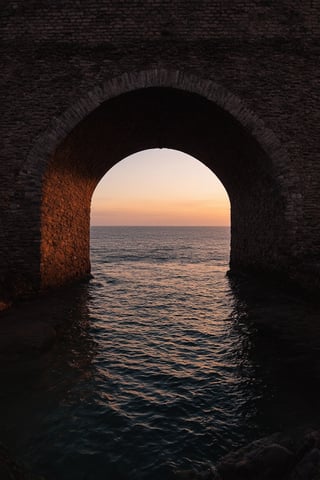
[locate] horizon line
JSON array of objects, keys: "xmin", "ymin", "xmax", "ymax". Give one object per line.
[{"xmin": 90, "ymin": 224, "xmax": 231, "ymax": 227}]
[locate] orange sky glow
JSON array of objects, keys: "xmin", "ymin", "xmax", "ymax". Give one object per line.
[{"xmin": 91, "ymin": 149, "xmax": 230, "ymax": 226}]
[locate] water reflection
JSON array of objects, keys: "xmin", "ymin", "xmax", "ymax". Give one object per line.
[{"xmin": 0, "ymin": 272, "xmax": 320, "ymax": 479}]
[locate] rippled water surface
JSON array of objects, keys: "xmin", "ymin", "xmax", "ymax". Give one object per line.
[{"xmin": 1, "ymin": 227, "xmax": 320, "ymax": 479}]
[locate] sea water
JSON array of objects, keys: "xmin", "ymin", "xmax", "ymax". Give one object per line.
[{"xmin": 1, "ymin": 226, "xmax": 320, "ymax": 479}]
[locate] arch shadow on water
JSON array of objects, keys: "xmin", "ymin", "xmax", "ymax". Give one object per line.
[{"xmin": 227, "ymin": 274, "xmax": 320, "ymax": 435}]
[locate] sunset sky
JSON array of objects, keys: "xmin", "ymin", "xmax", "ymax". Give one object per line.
[{"xmin": 91, "ymin": 149, "xmax": 230, "ymax": 226}]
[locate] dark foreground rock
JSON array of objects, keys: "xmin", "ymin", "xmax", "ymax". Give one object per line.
[
  {"xmin": 174, "ymin": 429, "xmax": 320, "ymax": 480},
  {"xmin": 218, "ymin": 442, "xmax": 294, "ymax": 479}
]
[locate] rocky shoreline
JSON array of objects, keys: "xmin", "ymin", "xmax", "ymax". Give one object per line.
[
  {"xmin": 2, "ymin": 429, "xmax": 320, "ymax": 479},
  {"xmin": 174, "ymin": 428, "xmax": 320, "ymax": 479}
]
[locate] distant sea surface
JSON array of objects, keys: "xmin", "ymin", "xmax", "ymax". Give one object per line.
[{"xmin": 1, "ymin": 226, "xmax": 320, "ymax": 479}]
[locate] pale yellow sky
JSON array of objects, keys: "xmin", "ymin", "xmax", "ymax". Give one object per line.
[{"xmin": 91, "ymin": 149, "xmax": 230, "ymax": 226}]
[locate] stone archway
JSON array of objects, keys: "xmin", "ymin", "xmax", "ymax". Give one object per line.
[{"xmin": 16, "ymin": 69, "xmax": 296, "ymax": 294}]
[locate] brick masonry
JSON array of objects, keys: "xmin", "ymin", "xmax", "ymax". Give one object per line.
[{"xmin": 0, "ymin": 1, "xmax": 319, "ymax": 300}]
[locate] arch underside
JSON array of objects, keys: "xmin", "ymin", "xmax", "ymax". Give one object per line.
[{"xmin": 41, "ymin": 87, "xmax": 288, "ymax": 290}]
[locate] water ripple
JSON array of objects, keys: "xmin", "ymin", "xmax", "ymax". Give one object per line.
[{"xmin": 1, "ymin": 227, "xmax": 320, "ymax": 479}]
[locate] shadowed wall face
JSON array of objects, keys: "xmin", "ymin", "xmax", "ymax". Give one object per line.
[{"xmin": 41, "ymin": 88, "xmax": 286, "ymax": 290}]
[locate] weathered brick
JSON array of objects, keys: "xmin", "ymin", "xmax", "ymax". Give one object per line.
[{"xmin": 0, "ymin": 1, "xmax": 319, "ymax": 299}]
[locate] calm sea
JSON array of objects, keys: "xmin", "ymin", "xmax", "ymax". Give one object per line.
[{"xmin": 1, "ymin": 226, "xmax": 320, "ymax": 479}]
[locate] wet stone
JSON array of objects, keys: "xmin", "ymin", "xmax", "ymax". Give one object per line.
[
  {"xmin": 217, "ymin": 438, "xmax": 295, "ymax": 479},
  {"xmin": 289, "ymin": 448, "xmax": 320, "ymax": 480}
]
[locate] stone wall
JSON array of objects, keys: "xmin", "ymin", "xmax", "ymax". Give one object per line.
[{"xmin": 0, "ymin": 1, "xmax": 319, "ymax": 299}]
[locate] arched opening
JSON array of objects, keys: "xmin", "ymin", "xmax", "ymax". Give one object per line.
[
  {"xmin": 91, "ymin": 149, "xmax": 230, "ymax": 227},
  {"xmin": 40, "ymin": 86, "xmax": 287, "ymax": 291},
  {"xmin": 90, "ymin": 148, "xmax": 231, "ymax": 294}
]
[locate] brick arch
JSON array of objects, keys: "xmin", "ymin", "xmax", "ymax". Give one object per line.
[
  {"xmin": 17, "ymin": 69, "xmax": 299, "ymax": 292},
  {"xmin": 23, "ymin": 69, "xmax": 290, "ymax": 180}
]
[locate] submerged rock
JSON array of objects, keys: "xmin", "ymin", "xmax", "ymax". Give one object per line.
[
  {"xmin": 289, "ymin": 448, "xmax": 320, "ymax": 480},
  {"xmin": 173, "ymin": 429, "xmax": 320, "ymax": 480},
  {"xmin": 215, "ymin": 429, "xmax": 320, "ymax": 480},
  {"xmin": 217, "ymin": 442, "xmax": 294, "ymax": 479}
]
